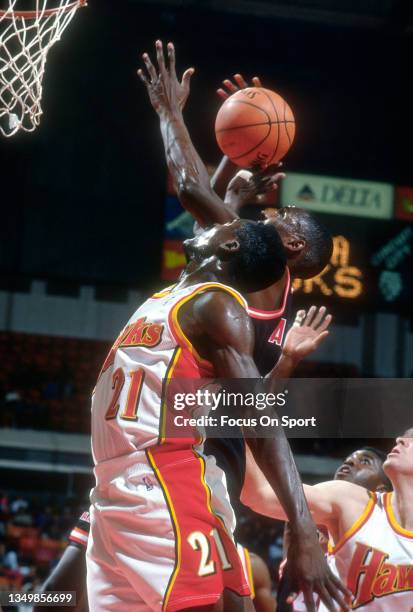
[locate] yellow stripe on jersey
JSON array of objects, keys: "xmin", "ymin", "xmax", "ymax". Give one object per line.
[
  {"xmin": 243, "ymin": 547, "xmax": 255, "ymax": 600},
  {"xmin": 385, "ymin": 492, "xmax": 413, "ymax": 539},
  {"xmin": 146, "ymin": 448, "xmax": 181, "ymax": 612},
  {"xmin": 158, "ymin": 346, "xmax": 182, "ymax": 445},
  {"xmin": 328, "ymin": 492, "xmax": 376, "ymax": 554},
  {"xmin": 169, "ymin": 282, "xmax": 247, "ymax": 370}
]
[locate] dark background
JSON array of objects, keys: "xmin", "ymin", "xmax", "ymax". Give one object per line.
[{"xmin": 1, "ymin": 0, "xmax": 412, "ymax": 290}]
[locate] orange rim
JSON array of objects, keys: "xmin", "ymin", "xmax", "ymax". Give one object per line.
[{"xmin": 0, "ymin": 0, "xmax": 87, "ymax": 19}]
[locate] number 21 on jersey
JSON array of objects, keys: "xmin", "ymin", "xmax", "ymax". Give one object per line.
[{"xmin": 105, "ymin": 368, "xmax": 145, "ymax": 421}]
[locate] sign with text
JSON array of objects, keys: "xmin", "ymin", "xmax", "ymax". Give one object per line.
[
  {"xmin": 281, "ymin": 172, "xmax": 393, "ymax": 219},
  {"xmin": 293, "ymin": 216, "xmax": 413, "ymax": 313}
]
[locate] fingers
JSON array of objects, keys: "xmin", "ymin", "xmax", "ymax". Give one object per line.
[
  {"xmin": 181, "ymin": 67, "xmax": 195, "ymax": 89},
  {"xmin": 252, "ymin": 76, "xmax": 262, "ymax": 87},
  {"xmin": 167, "ymin": 42, "xmax": 176, "ymax": 78},
  {"xmin": 317, "ymin": 313, "xmax": 332, "ymax": 333},
  {"xmin": 142, "ymin": 52, "xmax": 157, "ymax": 82},
  {"xmin": 216, "ymin": 88, "xmax": 229, "ymax": 100},
  {"xmin": 302, "ymin": 587, "xmax": 317, "ymax": 612},
  {"xmin": 137, "ymin": 68, "xmax": 149, "ymax": 87},
  {"xmin": 222, "ymin": 78, "xmax": 238, "ymax": 94},
  {"xmin": 328, "ymin": 573, "xmax": 352, "ymax": 609},
  {"xmin": 155, "ymin": 39, "xmax": 167, "ymax": 79},
  {"xmin": 314, "ymin": 331, "xmax": 329, "ymax": 349},
  {"xmin": 293, "ymin": 310, "xmax": 306, "ymax": 327},
  {"xmin": 303, "ymin": 305, "xmax": 317, "ymax": 327},
  {"xmin": 311, "ymin": 305, "xmax": 327, "ymax": 329},
  {"xmin": 233, "ymin": 73, "xmax": 248, "ymax": 89},
  {"xmin": 316, "ymin": 585, "xmax": 336, "ymax": 611}
]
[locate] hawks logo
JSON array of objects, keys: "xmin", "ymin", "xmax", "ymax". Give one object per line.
[
  {"xmin": 98, "ymin": 317, "xmax": 164, "ymax": 379},
  {"xmin": 347, "ymin": 542, "xmax": 413, "ymax": 608}
]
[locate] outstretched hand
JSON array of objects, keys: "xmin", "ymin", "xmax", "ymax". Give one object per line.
[
  {"xmin": 224, "ymin": 164, "xmax": 286, "ymax": 211},
  {"xmin": 282, "ymin": 306, "xmax": 332, "ymax": 364},
  {"xmin": 217, "ymin": 73, "xmax": 262, "ymax": 100},
  {"xmin": 137, "ymin": 40, "xmax": 194, "ymax": 114},
  {"xmin": 287, "ymin": 529, "xmax": 352, "ymax": 611}
]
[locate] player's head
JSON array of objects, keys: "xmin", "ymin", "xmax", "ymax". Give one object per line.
[
  {"xmin": 334, "ymin": 447, "xmax": 392, "ymax": 492},
  {"xmin": 183, "ymin": 219, "xmax": 286, "ymax": 292},
  {"xmin": 263, "ymin": 207, "xmax": 332, "ymax": 279},
  {"xmin": 383, "ymin": 431, "xmax": 413, "ymax": 482}
]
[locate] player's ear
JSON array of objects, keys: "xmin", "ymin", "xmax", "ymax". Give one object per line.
[
  {"xmin": 284, "ymin": 234, "xmax": 305, "ymax": 254},
  {"xmin": 217, "ymin": 239, "xmax": 241, "ymax": 258}
]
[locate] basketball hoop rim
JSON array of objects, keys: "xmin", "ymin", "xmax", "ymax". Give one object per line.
[{"xmin": 0, "ymin": 0, "xmax": 87, "ymax": 19}]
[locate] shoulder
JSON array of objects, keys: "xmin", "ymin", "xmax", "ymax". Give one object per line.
[
  {"xmin": 191, "ymin": 288, "xmax": 252, "ymax": 336},
  {"xmin": 313, "ymin": 479, "xmax": 372, "ymax": 504}
]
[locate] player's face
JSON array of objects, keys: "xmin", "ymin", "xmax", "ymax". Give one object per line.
[
  {"xmin": 183, "ymin": 219, "xmax": 246, "ymax": 262},
  {"xmin": 384, "ymin": 434, "xmax": 413, "ymax": 478},
  {"xmin": 262, "ymin": 206, "xmax": 303, "ymax": 237},
  {"xmin": 334, "ymin": 450, "xmax": 385, "ymax": 490}
]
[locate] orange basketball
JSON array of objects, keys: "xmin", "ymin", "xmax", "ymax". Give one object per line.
[{"xmin": 215, "ymin": 87, "xmax": 296, "ymax": 168}]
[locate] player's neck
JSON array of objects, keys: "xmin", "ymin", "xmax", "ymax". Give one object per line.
[
  {"xmin": 176, "ymin": 258, "xmax": 225, "ymax": 290},
  {"xmin": 246, "ymin": 267, "xmax": 289, "ymax": 310},
  {"xmin": 391, "ymin": 479, "xmax": 413, "ymax": 531}
]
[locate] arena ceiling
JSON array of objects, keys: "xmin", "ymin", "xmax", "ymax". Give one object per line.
[{"xmin": 138, "ymin": 0, "xmax": 413, "ymax": 32}]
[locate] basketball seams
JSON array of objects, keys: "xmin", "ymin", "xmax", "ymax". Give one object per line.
[
  {"xmin": 230, "ymin": 122, "xmax": 272, "ymax": 161},
  {"xmin": 216, "ymin": 119, "xmax": 294, "ymax": 133},
  {"xmin": 260, "ymin": 88, "xmax": 281, "ymax": 165}
]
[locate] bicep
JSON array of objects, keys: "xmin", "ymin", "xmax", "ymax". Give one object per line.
[{"xmin": 242, "ymin": 444, "xmax": 337, "ymax": 527}]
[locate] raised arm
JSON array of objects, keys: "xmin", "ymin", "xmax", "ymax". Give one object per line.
[
  {"xmin": 138, "ymin": 41, "xmax": 238, "ymax": 227},
  {"xmin": 180, "ymin": 291, "xmax": 349, "ymax": 611}
]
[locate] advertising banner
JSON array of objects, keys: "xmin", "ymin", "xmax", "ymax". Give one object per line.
[{"xmin": 281, "ymin": 172, "xmax": 393, "ymax": 219}]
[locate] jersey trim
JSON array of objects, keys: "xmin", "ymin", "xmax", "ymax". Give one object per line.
[
  {"xmin": 328, "ymin": 491, "xmax": 376, "ymax": 554},
  {"xmin": 168, "ymin": 283, "xmax": 247, "ymax": 370},
  {"xmin": 68, "ymin": 527, "xmax": 88, "ymax": 548},
  {"xmin": 151, "ymin": 285, "xmax": 175, "ymax": 299},
  {"xmin": 146, "ymin": 447, "xmax": 181, "ymax": 611},
  {"xmin": 384, "ymin": 492, "xmax": 413, "ymax": 539},
  {"xmin": 243, "ymin": 548, "xmax": 255, "ymax": 600},
  {"xmin": 158, "ymin": 346, "xmax": 182, "ymax": 445},
  {"xmin": 247, "ymin": 268, "xmax": 290, "ymax": 320}
]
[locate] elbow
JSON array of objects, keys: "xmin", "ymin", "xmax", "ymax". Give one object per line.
[{"xmin": 177, "ymin": 176, "xmax": 211, "ymax": 203}]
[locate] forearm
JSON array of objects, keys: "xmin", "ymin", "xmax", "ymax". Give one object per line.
[
  {"xmin": 159, "ymin": 110, "xmax": 237, "ymax": 227},
  {"xmin": 246, "ymin": 431, "xmax": 315, "ymax": 532},
  {"xmin": 210, "ymin": 155, "xmax": 237, "ymax": 198}
]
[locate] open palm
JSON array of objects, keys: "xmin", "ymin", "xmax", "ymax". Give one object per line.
[{"xmin": 283, "ymin": 306, "xmax": 332, "ymax": 362}]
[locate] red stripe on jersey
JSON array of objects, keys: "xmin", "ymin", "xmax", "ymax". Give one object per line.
[
  {"xmin": 247, "ymin": 268, "xmax": 291, "ymax": 320},
  {"xmin": 148, "ymin": 446, "xmax": 250, "ymax": 611}
]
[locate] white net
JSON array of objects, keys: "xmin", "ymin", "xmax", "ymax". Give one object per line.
[{"xmin": 0, "ymin": 0, "xmax": 85, "ymax": 137}]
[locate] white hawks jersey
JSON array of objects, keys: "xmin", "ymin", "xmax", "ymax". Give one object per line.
[
  {"xmin": 323, "ymin": 491, "xmax": 413, "ymax": 611},
  {"xmin": 87, "ymin": 282, "xmax": 252, "ymax": 611},
  {"xmin": 91, "ymin": 280, "xmax": 246, "ymax": 465}
]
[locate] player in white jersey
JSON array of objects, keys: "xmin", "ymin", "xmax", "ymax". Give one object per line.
[
  {"xmin": 242, "ymin": 431, "xmax": 413, "ymax": 610},
  {"xmin": 86, "ymin": 141, "xmax": 347, "ymax": 612}
]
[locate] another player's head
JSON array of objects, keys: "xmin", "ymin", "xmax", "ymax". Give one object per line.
[
  {"xmin": 383, "ymin": 431, "xmax": 413, "ymax": 483},
  {"xmin": 334, "ymin": 447, "xmax": 392, "ymax": 492},
  {"xmin": 263, "ymin": 206, "xmax": 332, "ymax": 279},
  {"xmin": 183, "ymin": 219, "xmax": 286, "ymax": 292}
]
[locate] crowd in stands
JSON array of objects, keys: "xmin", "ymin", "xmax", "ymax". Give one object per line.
[
  {"xmin": 0, "ymin": 331, "xmax": 109, "ymax": 434},
  {"xmin": 0, "ymin": 491, "xmax": 87, "ymax": 599}
]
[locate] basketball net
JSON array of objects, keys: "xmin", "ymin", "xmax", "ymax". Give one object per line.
[{"xmin": 0, "ymin": 0, "xmax": 86, "ymax": 137}]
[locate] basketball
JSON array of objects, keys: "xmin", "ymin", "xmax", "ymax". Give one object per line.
[{"xmin": 215, "ymin": 87, "xmax": 296, "ymax": 168}]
